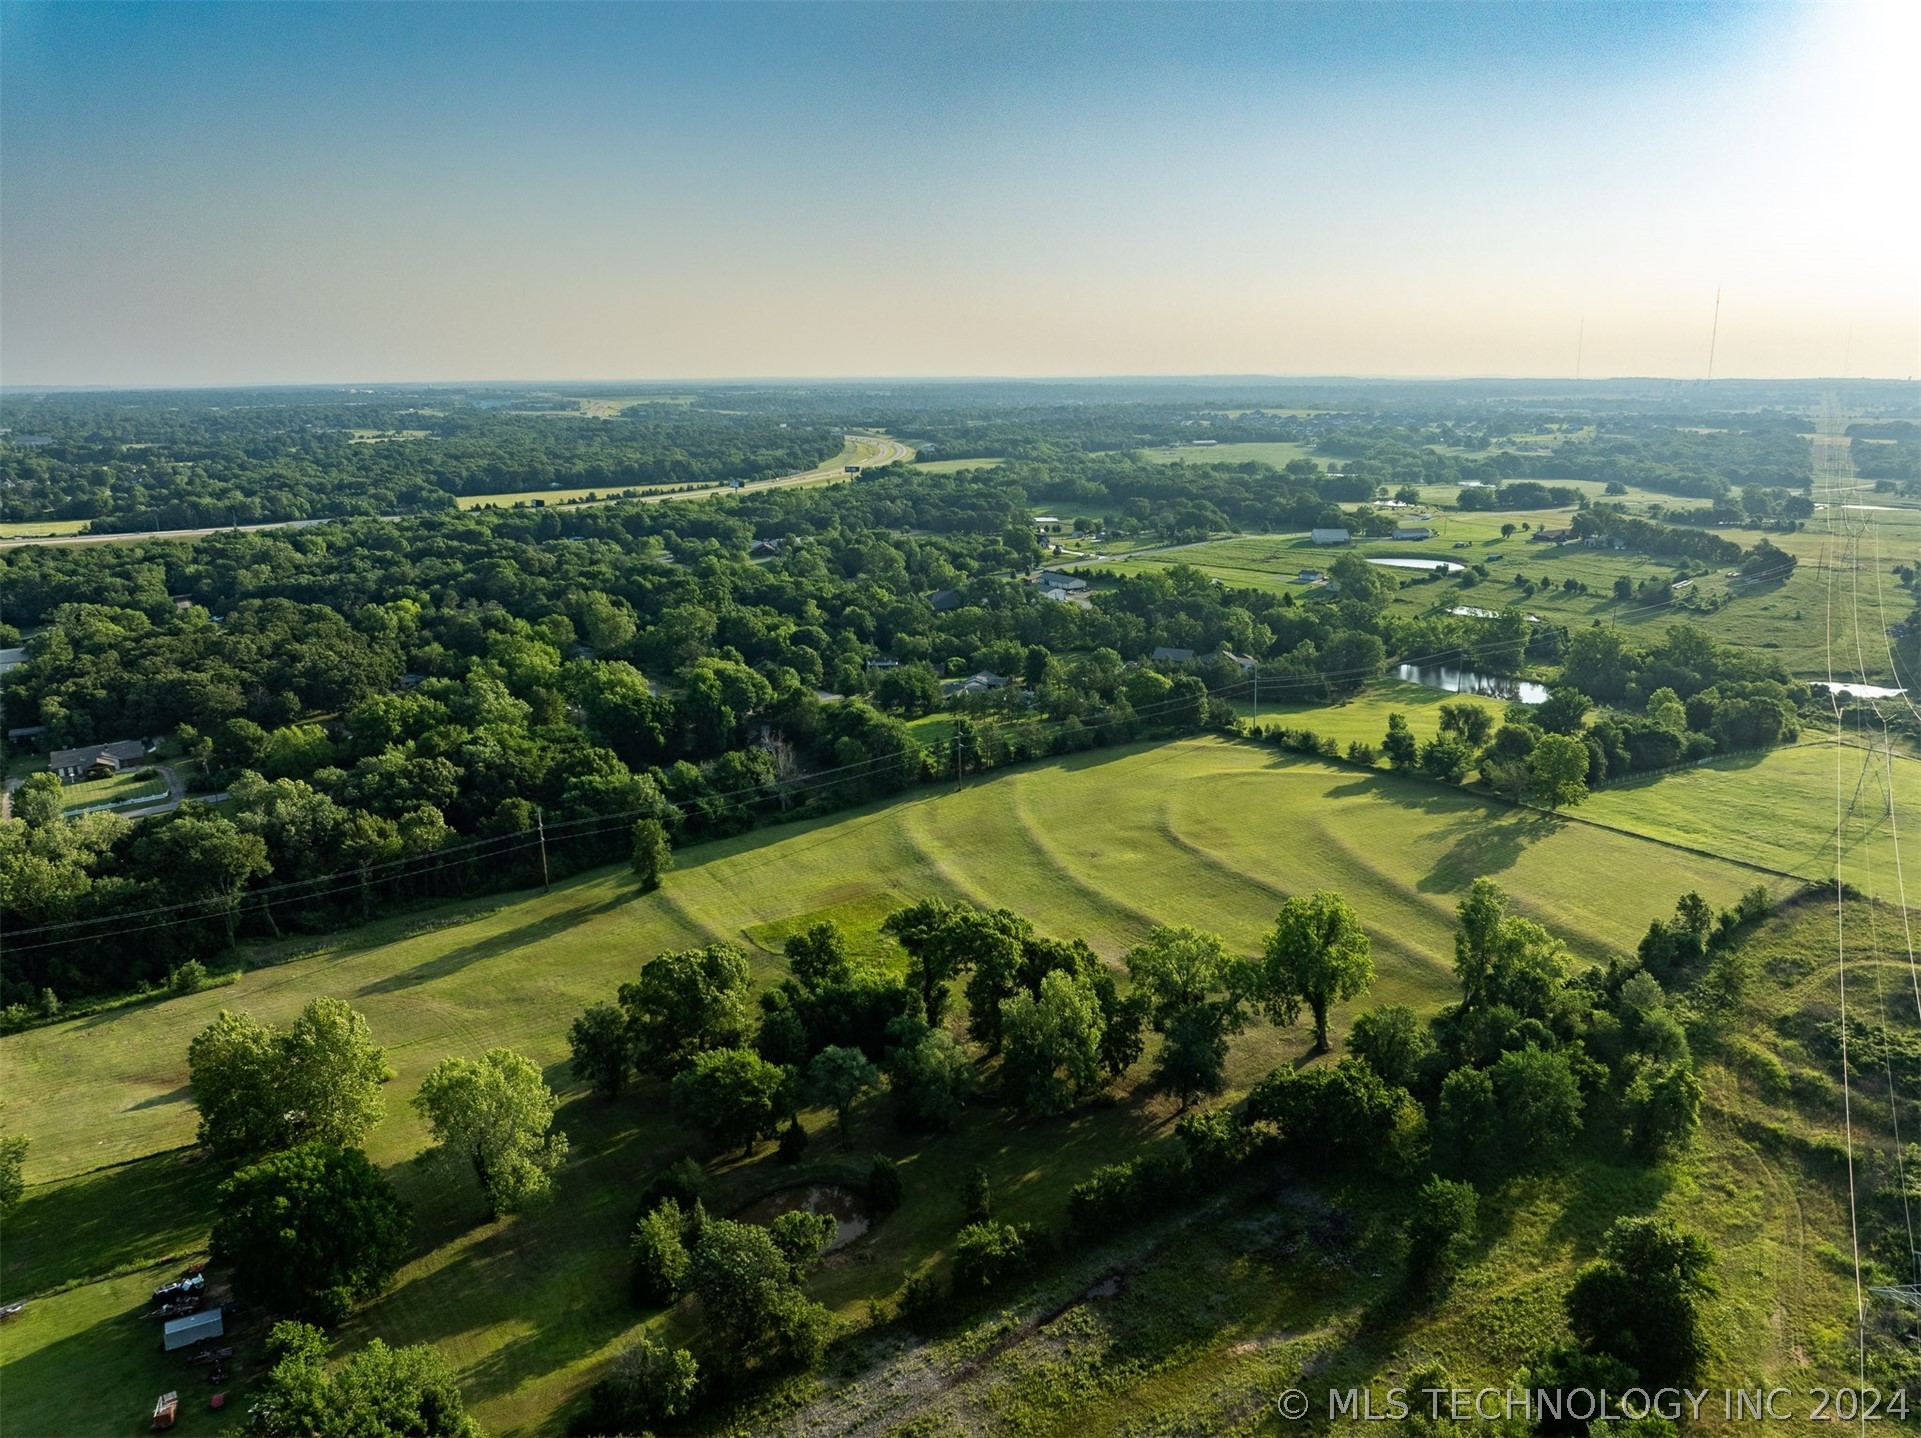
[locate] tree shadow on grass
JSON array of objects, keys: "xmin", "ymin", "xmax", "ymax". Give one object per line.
[
  {"xmin": 124, "ymin": 1084, "xmax": 193, "ymax": 1112},
  {"xmin": 1, "ymin": 1150, "xmax": 219, "ymax": 1299},
  {"xmin": 354, "ymin": 891, "xmax": 635, "ymax": 997},
  {"xmin": 1417, "ymin": 810, "xmax": 1559, "ymax": 893}
]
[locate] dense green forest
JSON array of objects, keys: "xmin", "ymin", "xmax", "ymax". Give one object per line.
[
  {"xmin": 0, "ymin": 390, "xmax": 842, "ymax": 530},
  {"xmin": 2, "ymin": 427, "xmax": 1805, "ymax": 1010}
]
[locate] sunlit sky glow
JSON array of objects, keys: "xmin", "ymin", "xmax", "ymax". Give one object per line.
[{"xmin": 3, "ymin": 0, "xmax": 1916, "ymax": 386}]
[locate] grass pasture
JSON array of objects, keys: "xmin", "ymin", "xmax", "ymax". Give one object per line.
[
  {"xmin": 912, "ymin": 456, "xmax": 1007, "ymax": 474},
  {"xmin": 1136, "ymin": 441, "xmax": 1313, "ymax": 468},
  {"xmin": 0, "ymin": 517, "xmax": 94, "ymax": 539},
  {"xmin": 1237, "ymin": 679, "xmax": 1509, "ymax": 749},
  {"xmin": 0, "ymin": 738, "xmax": 1775, "ymax": 1436},
  {"xmin": 1582, "ymin": 737, "xmax": 1919, "ymax": 896}
]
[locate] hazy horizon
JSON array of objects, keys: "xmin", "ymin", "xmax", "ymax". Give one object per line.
[{"xmin": 4, "ymin": 1, "xmax": 1917, "ymax": 387}]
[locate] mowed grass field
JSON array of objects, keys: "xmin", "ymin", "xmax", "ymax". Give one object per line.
[
  {"xmin": 1235, "ymin": 679, "xmax": 1509, "ymax": 747},
  {"xmin": 455, "ymin": 435, "xmax": 914, "ymax": 512},
  {"xmin": 0, "ymin": 738, "xmax": 1775, "ymax": 1436},
  {"xmin": 1582, "ymin": 737, "xmax": 1920, "ymax": 897},
  {"xmin": 1137, "ymin": 441, "xmax": 1314, "ymax": 467},
  {"xmin": 0, "ymin": 517, "xmax": 94, "ymax": 538},
  {"xmin": 912, "ymin": 456, "xmax": 1007, "ymax": 474}
]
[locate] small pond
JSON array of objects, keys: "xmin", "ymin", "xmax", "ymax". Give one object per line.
[
  {"xmin": 733, "ymin": 1184, "xmax": 872, "ymax": 1252},
  {"xmin": 1816, "ymin": 680, "xmax": 1908, "ymax": 699},
  {"xmin": 1394, "ymin": 663, "xmax": 1548, "ymax": 704},
  {"xmin": 1369, "ymin": 556, "xmax": 1464, "ymax": 573}
]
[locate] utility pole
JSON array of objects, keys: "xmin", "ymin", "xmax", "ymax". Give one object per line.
[
  {"xmin": 1251, "ymin": 666, "xmax": 1259, "ymax": 724},
  {"xmin": 536, "ymin": 810, "xmax": 551, "ymax": 892},
  {"xmin": 953, "ymin": 731, "xmax": 964, "ymax": 791}
]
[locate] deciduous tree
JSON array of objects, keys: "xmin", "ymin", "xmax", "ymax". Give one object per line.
[
  {"xmin": 1260, "ymin": 891, "xmax": 1374, "ymax": 1052},
  {"xmin": 413, "ymin": 1048, "xmax": 568, "ymax": 1215},
  {"xmin": 212, "ymin": 1142, "xmax": 409, "ymax": 1325}
]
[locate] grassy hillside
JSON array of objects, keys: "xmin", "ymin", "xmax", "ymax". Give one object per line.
[{"xmin": 0, "ymin": 737, "xmax": 1777, "ymax": 1436}]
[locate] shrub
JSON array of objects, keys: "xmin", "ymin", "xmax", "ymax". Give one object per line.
[
  {"xmin": 867, "ymin": 1154, "xmax": 903, "ymax": 1213},
  {"xmin": 1174, "ymin": 1108, "xmax": 1247, "ymax": 1178},
  {"xmin": 1404, "ymin": 1175, "xmax": 1478, "ymax": 1293},
  {"xmin": 952, "ymin": 1220, "xmax": 1042, "ymax": 1294},
  {"xmin": 1067, "ymin": 1147, "xmax": 1194, "ymax": 1237},
  {"xmin": 899, "ymin": 1270, "xmax": 945, "ymax": 1320},
  {"xmin": 639, "ymin": 1155, "xmax": 707, "ymax": 1216},
  {"xmin": 579, "ymin": 1335, "xmax": 699, "ymax": 1435},
  {"xmin": 631, "ymin": 1198, "xmax": 692, "ymax": 1304},
  {"xmin": 961, "ymin": 1164, "xmax": 992, "ymax": 1225},
  {"xmin": 168, "ymin": 960, "xmax": 209, "ymax": 996},
  {"xmin": 1346, "ymin": 740, "xmax": 1377, "ymax": 766}
]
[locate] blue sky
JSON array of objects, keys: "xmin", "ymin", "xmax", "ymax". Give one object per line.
[{"xmin": 3, "ymin": 2, "xmax": 1915, "ymax": 384}]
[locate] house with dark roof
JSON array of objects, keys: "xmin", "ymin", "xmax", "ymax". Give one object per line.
[
  {"xmin": 943, "ymin": 671, "xmax": 1011, "ymax": 698},
  {"xmin": 1151, "ymin": 646, "xmax": 1197, "ymax": 664},
  {"xmin": 49, "ymin": 739, "xmax": 149, "ymax": 782},
  {"xmin": 928, "ymin": 589, "xmax": 964, "ymax": 613}
]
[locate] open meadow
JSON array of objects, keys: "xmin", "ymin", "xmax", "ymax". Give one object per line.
[
  {"xmin": 1137, "ymin": 441, "xmax": 1314, "ymax": 468},
  {"xmin": 0, "ymin": 736, "xmax": 1782, "ymax": 1436}
]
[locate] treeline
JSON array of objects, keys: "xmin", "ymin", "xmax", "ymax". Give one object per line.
[
  {"xmin": 0, "ymin": 391, "xmax": 840, "ymax": 530},
  {"xmin": 1535, "ymin": 424, "xmax": 1811, "ymax": 499}
]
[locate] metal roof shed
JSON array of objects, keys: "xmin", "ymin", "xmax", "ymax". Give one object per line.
[{"xmin": 162, "ymin": 1309, "xmax": 224, "ymax": 1351}]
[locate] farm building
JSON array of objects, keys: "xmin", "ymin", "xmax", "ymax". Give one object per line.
[
  {"xmin": 1310, "ymin": 528, "xmax": 1351, "ymax": 545},
  {"xmin": 48, "ymin": 739, "xmax": 148, "ymax": 782},
  {"xmin": 1150, "ymin": 646, "xmax": 1197, "ymax": 663},
  {"xmin": 1532, "ymin": 527, "xmax": 1574, "ymax": 543},
  {"xmin": 162, "ymin": 1309, "xmax": 223, "ymax": 1352},
  {"xmin": 1392, "ymin": 526, "xmax": 1436, "ymax": 541},
  {"xmin": 1034, "ymin": 570, "xmax": 1088, "ymax": 592},
  {"xmin": 749, "ymin": 539, "xmax": 782, "ymax": 558},
  {"xmin": 1297, "ymin": 569, "xmax": 1326, "ymax": 583}
]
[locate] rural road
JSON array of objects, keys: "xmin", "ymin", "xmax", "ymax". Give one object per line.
[{"xmin": 0, "ymin": 434, "xmax": 915, "ymax": 548}]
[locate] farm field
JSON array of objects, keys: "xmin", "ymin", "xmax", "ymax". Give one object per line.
[
  {"xmin": 1136, "ymin": 441, "xmax": 1313, "ymax": 467},
  {"xmin": 0, "ymin": 517, "xmax": 94, "ymax": 538},
  {"xmin": 912, "ymin": 455, "xmax": 1007, "ymax": 474},
  {"xmin": 0, "ymin": 737, "xmax": 1775, "ymax": 1436},
  {"xmin": 1579, "ymin": 737, "xmax": 1919, "ymax": 898},
  {"xmin": 1092, "ymin": 484, "xmax": 1918, "ymax": 686},
  {"xmin": 1237, "ymin": 679, "xmax": 1509, "ymax": 746},
  {"xmin": 454, "ymin": 434, "xmax": 913, "ymax": 512}
]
